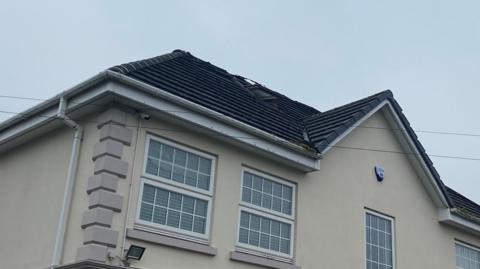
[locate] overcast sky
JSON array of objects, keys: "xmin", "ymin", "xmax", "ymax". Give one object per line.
[{"xmin": 0, "ymin": 1, "xmax": 479, "ymax": 203}]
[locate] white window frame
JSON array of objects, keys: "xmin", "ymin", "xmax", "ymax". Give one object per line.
[
  {"xmin": 364, "ymin": 209, "xmax": 396, "ymax": 269},
  {"xmin": 136, "ymin": 134, "xmax": 216, "ymax": 241},
  {"xmin": 236, "ymin": 167, "xmax": 296, "ymax": 259},
  {"xmin": 239, "ymin": 167, "xmax": 296, "ymax": 219},
  {"xmin": 142, "ymin": 134, "xmax": 216, "ymax": 196},
  {"xmin": 455, "ymin": 241, "xmax": 480, "ymax": 269}
]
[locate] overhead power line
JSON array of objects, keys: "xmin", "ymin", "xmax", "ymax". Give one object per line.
[
  {"xmin": 0, "ymin": 109, "xmax": 479, "ymax": 162},
  {"xmin": 0, "ymin": 94, "xmax": 479, "ymax": 138}
]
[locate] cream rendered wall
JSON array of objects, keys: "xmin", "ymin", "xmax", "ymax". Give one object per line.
[
  {"xmin": 121, "ymin": 115, "xmax": 304, "ymax": 269},
  {"xmin": 296, "ymin": 111, "xmax": 480, "ymax": 269},
  {"xmin": 58, "ymin": 107, "xmax": 480, "ymax": 269},
  {"xmin": 0, "ymin": 128, "xmax": 73, "ymax": 269}
]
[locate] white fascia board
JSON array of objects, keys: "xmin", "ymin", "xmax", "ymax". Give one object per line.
[
  {"xmin": 439, "ymin": 208, "xmax": 480, "ymax": 235},
  {"xmin": 319, "ymin": 100, "xmax": 449, "ymax": 208},
  {"xmin": 320, "ymin": 100, "xmax": 390, "ymax": 156},
  {"xmin": 0, "ymin": 76, "xmax": 111, "ymax": 149},
  {"xmin": 0, "ymin": 71, "xmax": 108, "ymax": 133},
  {"xmin": 0, "ymin": 71, "xmax": 320, "ymax": 171},
  {"xmin": 107, "ymin": 71, "xmax": 318, "ymax": 159},
  {"xmin": 107, "ymin": 79, "xmax": 320, "ymax": 171}
]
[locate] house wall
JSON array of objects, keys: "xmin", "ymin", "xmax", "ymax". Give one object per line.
[
  {"xmin": 58, "ymin": 107, "xmax": 479, "ymax": 269},
  {"xmin": 296, "ymin": 112, "xmax": 480, "ymax": 268},
  {"xmin": 0, "ymin": 128, "xmax": 73, "ymax": 269},
  {"xmin": 4, "ymin": 104, "xmax": 478, "ymax": 269}
]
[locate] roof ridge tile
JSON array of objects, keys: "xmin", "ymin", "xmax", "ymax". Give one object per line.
[{"xmin": 108, "ymin": 49, "xmax": 188, "ymax": 74}]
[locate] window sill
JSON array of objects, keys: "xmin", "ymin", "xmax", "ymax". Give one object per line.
[
  {"xmin": 126, "ymin": 228, "xmax": 217, "ymax": 256},
  {"xmin": 230, "ymin": 251, "xmax": 301, "ymax": 269}
]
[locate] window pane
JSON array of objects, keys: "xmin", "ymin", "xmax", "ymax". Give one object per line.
[
  {"xmin": 167, "ymin": 210, "xmax": 180, "ymax": 228},
  {"xmin": 139, "ymin": 203, "xmax": 153, "ymax": 221},
  {"xmin": 197, "ymin": 174, "xmax": 210, "ymax": 190},
  {"xmin": 169, "ymin": 193, "xmax": 182, "ymax": 210},
  {"xmin": 145, "ymin": 139, "xmax": 212, "ymax": 191},
  {"xmin": 366, "ymin": 213, "xmax": 393, "ymax": 268},
  {"xmin": 239, "ymin": 228, "xmax": 249, "ymax": 243},
  {"xmin": 253, "ymin": 176, "xmax": 263, "ymax": 190},
  {"xmin": 186, "ymin": 154, "xmax": 199, "ymax": 170},
  {"xmin": 252, "ymin": 191, "xmax": 262, "ymax": 206},
  {"xmin": 161, "ymin": 145, "xmax": 174, "ymax": 162},
  {"xmin": 244, "ymin": 173, "xmax": 253, "ymax": 187},
  {"xmin": 240, "ymin": 211, "xmax": 250, "ymax": 228},
  {"xmin": 242, "ymin": 187, "xmax": 252, "ymax": 203},
  {"xmin": 195, "ymin": 200, "xmax": 207, "ymax": 217},
  {"xmin": 155, "ymin": 188, "xmax": 169, "ymax": 207},
  {"xmin": 260, "ymin": 234, "xmax": 270, "ymax": 249},
  {"xmin": 182, "ymin": 196, "xmax": 195, "ymax": 214},
  {"xmin": 456, "ymin": 244, "xmax": 480, "ymax": 269},
  {"xmin": 146, "ymin": 158, "xmax": 159, "ymax": 175},
  {"xmin": 180, "ymin": 213, "xmax": 194, "ymax": 231},
  {"xmin": 249, "ymin": 231, "xmax": 260, "ymax": 246},
  {"xmin": 241, "ymin": 172, "xmax": 294, "ymax": 216},
  {"xmin": 142, "ymin": 185, "xmax": 155, "ymax": 204},
  {"xmin": 148, "ymin": 141, "xmax": 161, "ymax": 159},
  {"xmin": 159, "ymin": 161, "xmax": 173, "ymax": 179},
  {"xmin": 174, "ymin": 149, "xmax": 187, "ymax": 166},
  {"xmin": 261, "ymin": 218, "xmax": 271, "ymax": 233},
  {"xmin": 238, "ymin": 211, "xmax": 291, "ymax": 255},
  {"xmin": 185, "ymin": 170, "xmax": 197, "ymax": 187},
  {"xmin": 153, "ymin": 206, "xmax": 167, "ymax": 224},
  {"xmin": 273, "ymin": 182, "xmax": 282, "ymax": 197},
  {"xmin": 199, "ymin": 158, "xmax": 211, "ymax": 174},
  {"xmin": 139, "ymin": 184, "xmax": 209, "ymax": 235},
  {"xmin": 172, "ymin": 166, "xmax": 185, "ymax": 183},
  {"xmin": 193, "ymin": 216, "xmax": 206, "ymax": 233},
  {"xmin": 250, "ymin": 215, "xmax": 261, "ymax": 230},
  {"xmin": 280, "ymin": 239, "xmax": 290, "ymax": 254}
]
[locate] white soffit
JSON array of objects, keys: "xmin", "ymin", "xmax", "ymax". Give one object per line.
[{"xmin": 0, "ymin": 73, "xmax": 320, "ymax": 172}]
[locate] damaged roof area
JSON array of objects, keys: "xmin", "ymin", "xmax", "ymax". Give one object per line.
[{"xmin": 110, "ymin": 49, "xmax": 480, "ymax": 222}]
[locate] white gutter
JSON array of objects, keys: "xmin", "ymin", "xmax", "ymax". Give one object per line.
[
  {"xmin": 51, "ymin": 97, "xmax": 84, "ymax": 268},
  {"xmin": 106, "ymin": 71, "xmax": 320, "ymax": 160},
  {"xmin": 439, "ymin": 208, "xmax": 480, "ymax": 235}
]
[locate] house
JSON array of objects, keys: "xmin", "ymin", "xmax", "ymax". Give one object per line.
[{"xmin": 0, "ymin": 49, "xmax": 479, "ymax": 269}]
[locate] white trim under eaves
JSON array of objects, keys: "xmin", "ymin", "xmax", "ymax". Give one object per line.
[
  {"xmin": 0, "ymin": 71, "xmax": 320, "ymax": 172},
  {"xmin": 439, "ymin": 208, "xmax": 480, "ymax": 235},
  {"xmin": 319, "ymin": 100, "xmax": 449, "ymax": 208}
]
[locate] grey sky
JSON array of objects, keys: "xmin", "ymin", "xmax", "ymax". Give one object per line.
[{"xmin": 1, "ymin": 1, "xmax": 479, "ymax": 202}]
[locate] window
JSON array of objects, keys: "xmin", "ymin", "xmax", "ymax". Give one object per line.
[
  {"xmin": 241, "ymin": 171, "xmax": 293, "ymax": 215},
  {"xmin": 137, "ymin": 135, "xmax": 215, "ymax": 240},
  {"xmin": 144, "ymin": 137, "xmax": 213, "ymax": 193},
  {"xmin": 456, "ymin": 242, "xmax": 480, "ymax": 269},
  {"xmin": 365, "ymin": 211, "xmax": 394, "ymax": 269},
  {"xmin": 237, "ymin": 168, "xmax": 295, "ymax": 258}
]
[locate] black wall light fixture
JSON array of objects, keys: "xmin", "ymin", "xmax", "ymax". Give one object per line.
[{"xmin": 126, "ymin": 245, "xmax": 146, "ymax": 261}]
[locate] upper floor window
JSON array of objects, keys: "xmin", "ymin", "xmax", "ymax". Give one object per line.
[
  {"xmin": 366, "ymin": 211, "xmax": 394, "ymax": 269},
  {"xmin": 237, "ymin": 168, "xmax": 296, "ymax": 259},
  {"xmin": 145, "ymin": 136, "xmax": 213, "ymax": 193},
  {"xmin": 456, "ymin": 242, "xmax": 480, "ymax": 269},
  {"xmin": 137, "ymin": 135, "xmax": 215, "ymax": 240},
  {"xmin": 242, "ymin": 171, "xmax": 293, "ymax": 216}
]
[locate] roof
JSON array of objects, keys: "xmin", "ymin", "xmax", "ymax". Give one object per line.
[
  {"xmin": 110, "ymin": 50, "xmax": 319, "ymax": 145},
  {"xmin": 109, "ymin": 49, "xmax": 478, "ymax": 221},
  {"xmin": 446, "ymin": 187, "xmax": 480, "ymax": 221}
]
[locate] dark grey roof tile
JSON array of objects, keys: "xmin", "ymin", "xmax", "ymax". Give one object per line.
[{"xmin": 108, "ymin": 50, "xmax": 478, "ymax": 215}]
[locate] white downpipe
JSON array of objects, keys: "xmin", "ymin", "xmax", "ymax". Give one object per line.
[{"xmin": 51, "ymin": 97, "xmax": 83, "ymax": 268}]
